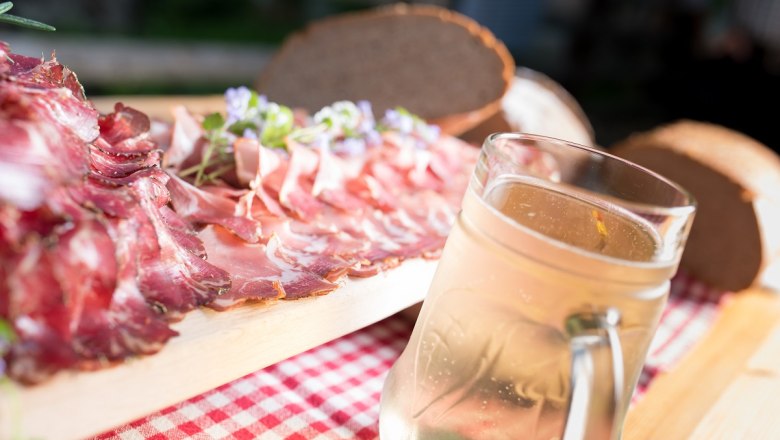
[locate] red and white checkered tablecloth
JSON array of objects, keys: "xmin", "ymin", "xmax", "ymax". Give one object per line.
[{"xmin": 94, "ymin": 272, "xmax": 727, "ymax": 440}]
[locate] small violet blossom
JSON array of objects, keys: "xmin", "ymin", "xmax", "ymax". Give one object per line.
[
  {"xmin": 242, "ymin": 128, "xmax": 258, "ymax": 140},
  {"xmin": 224, "ymin": 86, "xmax": 253, "ymax": 125},
  {"xmin": 356, "ymin": 101, "xmax": 382, "ymax": 147},
  {"xmin": 383, "ymin": 108, "xmax": 414, "ymax": 134},
  {"xmin": 221, "ymin": 87, "xmax": 436, "ymax": 155},
  {"xmin": 382, "ymin": 108, "xmax": 439, "ymax": 149},
  {"xmin": 333, "ymin": 137, "xmax": 367, "ymax": 156}
]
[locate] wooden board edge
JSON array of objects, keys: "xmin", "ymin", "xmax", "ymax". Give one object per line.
[
  {"xmin": 90, "ymin": 95, "xmax": 225, "ymax": 121},
  {"xmin": 623, "ymin": 289, "xmax": 780, "ymax": 439},
  {"xmin": 0, "ymin": 259, "xmax": 437, "ymax": 440}
]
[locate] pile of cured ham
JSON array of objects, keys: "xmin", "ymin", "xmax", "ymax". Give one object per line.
[{"xmin": 0, "ymin": 43, "xmax": 478, "ymax": 384}]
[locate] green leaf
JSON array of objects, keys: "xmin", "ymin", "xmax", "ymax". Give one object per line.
[
  {"xmin": 0, "ymin": 2, "xmax": 13, "ymax": 15},
  {"xmin": 227, "ymin": 120, "xmax": 257, "ymax": 136},
  {"xmin": 395, "ymin": 106, "xmax": 412, "ymax": 116},
  {"xmin": 0, "ymin": 13, "xmax": 56, "ymax": 31},
  {"xmin": 202, "ymin": 112, "xmax": 225, "ymax": 131},
  {"xmin": 261, "ymin": 104, "xmax": 293, "ymax": 148},
  {"xmin": 248, "ymin": 90, "xmax": 259, "ymax": 109},
  {"xmin": 0, "ymin": 319, "xmax": 15, "ymax": 344}
]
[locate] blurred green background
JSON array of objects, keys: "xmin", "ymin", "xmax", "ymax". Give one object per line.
[{"xmin": 2, "ymin": 0, "xmax": 779, "ymax": 149}]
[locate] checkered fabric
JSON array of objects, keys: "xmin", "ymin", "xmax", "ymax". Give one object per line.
[
  {"xmin": 94, "ymin": 271, "xmax": 725, "ymax": 440},
  {"xmin": 636, "ymin": 271, "xmax": 727, "ymax": 396}
]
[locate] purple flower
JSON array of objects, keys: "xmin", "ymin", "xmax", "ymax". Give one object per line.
[
  {"xmin": 242, "ymin": 128, "xmax": 258, "ymax": 140},
  {"xmin": 225, "ymin": 86, "xmax": 253, "ymax": 125},
  {"xmin": 313, "ymin": 133, "xmax": 330, "ymax": 150},
  {"xmin": 365, "ymin": 129, "xmax": 382, "ymax": 147},
  {"xmin": 383, "ymin": 109, "xmax": 414, "ymax": 134},
  {"xmin": 357, "ymin": 101, "xmax": 375, "ymax": 123},
  {"xmin": 333, "ymin": 137, "xmax": 367, "ymax": 156}
]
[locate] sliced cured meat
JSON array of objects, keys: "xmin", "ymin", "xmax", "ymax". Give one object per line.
[
  {"xmin": 72, "ymin": 219, "xmax": 177, "ymax": 362},
  {"xmin": 198, "ymin": 225, "xmax": 337, "ymax": 310},
  {"xmin": 97, "ymin": 104, "xmax": 157, "ymax": 155},
  {"xmin": 0, "ymin": 93, "xmax": 91, "ymax": 208},
  {"xmin": 7, "ymin": 53, "xmax": 98, "ymax": 143},
  {"xmin": 1, "ymin": 46, "xmax": 230, "ymax": 382},
  {"xmin": 278, "ymin": 140, "xmax": 324, "ymax": 219},
  {"xmin": 89, "ymin": 139, "xmax": 161, "ymax": 178},
  {"xmin": 5, "ymin": 219, "xmax": 180, "ymax": 383},
  {"xmin": 68, "ymin": 176, "xmax": 138, "ymax": 218},
  {"xmin": 159, "ymin": 205, "xmax": 207, "ymax": 258},
  {"xmin": 163, "ymin": 105, "xmax": 204, "ymax": 169},
  {"xmin": 311, "ymin": 144, "xmax": 366, "ymax": 213},
  {"xmin": 132, "ymin": 176, "xmax": 231, "ymax": 318},
  {"xmin": 167, "ymin": 173, "xmax": 261, "ymax": 243}
]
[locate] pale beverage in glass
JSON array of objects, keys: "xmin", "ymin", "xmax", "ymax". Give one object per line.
[{"xmin": 379, "ymin": 133, "xmax": 695, "ymax": 439}]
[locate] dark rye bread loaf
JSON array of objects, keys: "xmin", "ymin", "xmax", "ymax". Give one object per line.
[
  {"xmin": 459, "ymin": 67, "xmax": 594, "ymax": 147},
  {"xmin": 256, "ymin": 3, "xmax": 515, "ymax": 135},
  {"xmin": 613, "ymin": 121, "xmax": 780, "ymax": 291}
]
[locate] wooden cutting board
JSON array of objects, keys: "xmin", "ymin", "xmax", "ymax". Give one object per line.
[
  {"xmin": 0, "ymin": 95, "xmax": 437, "ymax": 439},
  {"xmin": 625, "ymin": 288, "xmax": 780, "ymax": 439},
  {"xmin": 91, "ymin": 95, "xmax": 225, "ymax": 121}
]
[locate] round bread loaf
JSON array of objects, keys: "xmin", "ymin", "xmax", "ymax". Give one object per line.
[
  {"xmin": 256, "ymin": 4, "xmax": 515, "ymax": 135},
  {"xmin": 459, "ymin": 67, "xmax": 594, "ymax": 147},
  {"xmin": 612, "ymin": 120, "xmax": 780, "ymax": 291}
]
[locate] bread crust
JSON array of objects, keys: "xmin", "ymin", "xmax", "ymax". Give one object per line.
[
  {"xmin": 256, "ymin": 3, "xmax": 515, "ymax": 135},
  {"xmin": 460, "ymin": 68, "xmax": 595, "ymax": 147},
  {"xmin": 613, "ymin": 121, "xmax": 780, "ymax": 291}
]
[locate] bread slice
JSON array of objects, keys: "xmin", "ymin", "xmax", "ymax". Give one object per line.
[
  {"xmin": 256, "ymin": 3, "xmax": 515, "ymax": 135},
  {"xmin": 460, "ymin": 67, "xmax": 594, "ymax": 147},
  {"xmin": 612, "ymin": 121, "xmax": 780, "ymax": 291}
]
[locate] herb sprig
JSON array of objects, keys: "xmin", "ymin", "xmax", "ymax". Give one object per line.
[
  {"xmin": 0, "ymin": 2, "xmax": 55, "ymax": 31},
  {"xmin": 178, "ymin": 112, "xmax": 235, "ymax": 187}
]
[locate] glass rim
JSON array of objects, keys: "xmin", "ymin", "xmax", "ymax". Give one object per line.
[{"xmin": 483, "ymin": 132, "xmax": 697, "ymax": 215}]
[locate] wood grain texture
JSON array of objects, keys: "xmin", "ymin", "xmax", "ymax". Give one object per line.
[
  {"xmin": 91, "ymin": 95, "xmax": 224, "ymax": 121},
  {"xmin": 624, "ymin": 289, "xmax": 780, "ymax": 440},
  {"xmin": 688, "ymin": 321, "xmax": 780, "ymax": 439},
  {"xmin": 0, "ymin": 259, "xmax": 436, "ymax": 440}
]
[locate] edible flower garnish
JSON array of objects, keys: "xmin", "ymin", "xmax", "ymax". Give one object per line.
[
  {"xmin": 223, "ymin": 86, "xmax": 294, "ymax": 148},
  {"xmin": 380, "ymin": 106, "xmax": 440, "ymax": 149},
  {"xmin": 181, "ymin": 86, "xmax": 440, "ymax": 186}
]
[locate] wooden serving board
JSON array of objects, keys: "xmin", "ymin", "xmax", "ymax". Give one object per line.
[
  {"xmin": 624, "ymin": 288, "xmax": 780, "ymax": 439},
  {"xmin": 0, "ymin": 96, "xmax": 437, "ymax": 439},
  {"xmin": 91, "ymin": 95, "xmax": 225, "ymax": 121},
  {"xmin": 0, "ymin": 259, "xmax": 437, "ymax": 440}
]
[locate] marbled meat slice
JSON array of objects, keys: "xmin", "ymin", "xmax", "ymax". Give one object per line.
[
  {"xmin": 132, "ymin": 174, "xmax": 231, "ymax": 318},
  {"xmin": 0, "ymin": 46, "xmax": 229, "ymax": 382},
  {"xmin": 198, "ymin": 225, "xmax": 338, "ymax": 310},
  {"xmin": 72, "ymin": 219, "xmax": 177, "ymax": 362},
  {"xmin": 167, "ymin": 172, "xmax": 261, "ymax": 243}
]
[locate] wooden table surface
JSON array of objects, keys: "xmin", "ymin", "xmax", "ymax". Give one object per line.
[{"xmin": 91, "ymin": 95, "xmax": 780, "ymax": 439}]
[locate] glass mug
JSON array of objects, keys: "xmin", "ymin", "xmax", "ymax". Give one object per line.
[{"xmin": 379, "ymin": 133, "xmax": 695, "ymax": 440}]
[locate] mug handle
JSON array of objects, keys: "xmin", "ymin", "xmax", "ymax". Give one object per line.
[{"xmin": 562, "ymin": 308, "xmax": 624, "ymax": 440}]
